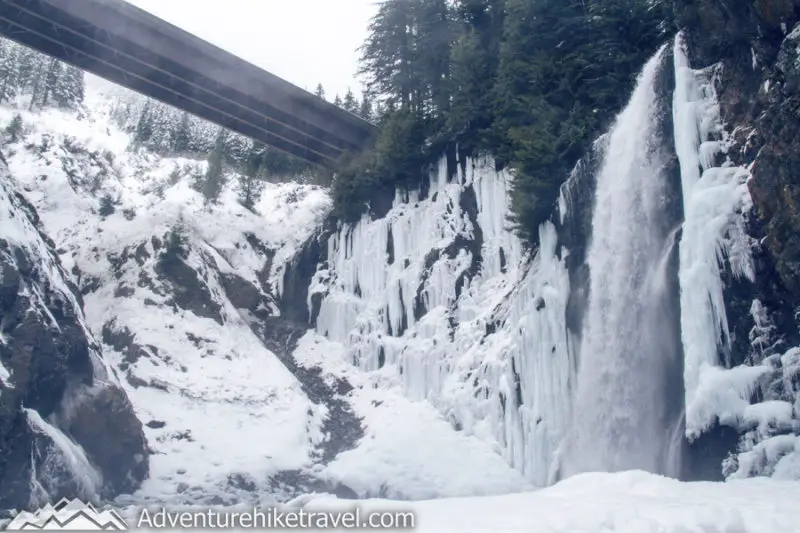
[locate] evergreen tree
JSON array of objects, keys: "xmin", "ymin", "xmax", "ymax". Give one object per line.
[
  {"xmin": 0, "ymin": 44, "xmax": 19, "ymax": 104},
  {"xmin": 342, "ymin": 88, "xmax": 359, "ymax": 113},
  {"xmin": 314, "ymin": 83, "xmax": 326, "ymax": 100},
  {"xmin": 171, "ymin": 111, "xmax": 191, "ymax": 153},
  {"xmin": 333, "ymin": 94, "xmax": 343, "ymax": 108},
  {"xmin": 238, "ymin": 142, "xmax": 266, "ymax": 211},
  {"xmin": 333, "ymin": 0, "xmax": 672, "ymax": 242},
  {"xmin": 4, "ymin": 113, "xmax": 23, "ymax": 143},
  {"xmin": 39, "ymin": 57, "xmax": 61, "ymax": 108},
  {"xmin": 134, "ymin": 101, "xmax": 155, "ymax": 144},
  {"xmin": 26, "ymin": 57, "xmax": 47, "ymax": 110},
  {"xmin": 358, "ymin": 0, "xmax": 416, "ymax": 109},
  {"xmin": 201, "ymin": 127, "xmax": 227, "ymax": 203},
  {"xmin": 52, "ymin": 64, "xmax": 84, "ymax": 108},
  {"xmin": 15, "ymin": 47, "xmax": 39, "ymax": 92},
  {"xmin": 358, "ymin": 94, "xmax": 374, "ymax": 122}
]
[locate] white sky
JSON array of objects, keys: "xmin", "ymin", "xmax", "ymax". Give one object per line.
[{"xmin": 124, "ymin": 0, "xmax": 378, "ymax": 99}]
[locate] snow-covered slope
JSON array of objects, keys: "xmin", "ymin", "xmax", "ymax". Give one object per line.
[{"xmin": 0, "ymin": 83, "xmax": 529, "ymax": 506}]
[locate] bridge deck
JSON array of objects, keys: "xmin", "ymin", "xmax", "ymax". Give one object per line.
[{"xmin": 0, "ymin": 0, "xmax": 378, "ymax": 166}]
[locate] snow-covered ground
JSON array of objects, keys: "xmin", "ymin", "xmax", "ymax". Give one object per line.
[{"xmin": 120, "ymin": 470, "xmax": 800, "ymax": 533}]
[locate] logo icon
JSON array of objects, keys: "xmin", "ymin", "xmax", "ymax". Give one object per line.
[{"xmin": 4, "ymin": 498, "xmax": 127, "ymax": 530}]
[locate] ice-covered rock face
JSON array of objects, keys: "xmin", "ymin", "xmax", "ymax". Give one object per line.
[
  {"xmin": 307, "ymin": 156, "xmax": 574, "ymax": 488},
  {"xmin": 0, "ymin": 158, "xmax": 148, "ymax": 510}
]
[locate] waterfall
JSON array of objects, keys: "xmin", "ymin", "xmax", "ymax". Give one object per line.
[{"xmin": 561, "ymin": 42, "xmax": 684, "ymax": 477}]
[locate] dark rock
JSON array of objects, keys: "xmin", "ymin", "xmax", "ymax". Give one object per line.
[
  {"xmin": 62, "ymin": 386, "xmax": 149, "ymax": 496},
  {"xmin": 219, "ymin": 273, "xmax": 269, "ymax": 313},
  {"xmin": 155, "ymin": 250, "xmax": 223, "ymax": 325},
  {"xmin": 0, "ymin": 167, "xmax": 148, "ymax": 510},
  {"xmin": 280, "ymin": 229, "xmax": 330, "ymax": 324},
  {"xmin": 267, "ymin": 470, "xmax": 359, "ymax": 502}
]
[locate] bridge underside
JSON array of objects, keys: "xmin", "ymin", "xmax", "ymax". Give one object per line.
[{"xmin": 0, "ymin": 0, "xmax": 377, "ymax": 167}]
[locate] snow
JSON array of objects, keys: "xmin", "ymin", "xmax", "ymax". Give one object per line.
[
  {"xmin": 673, "ymin": 34, "xmax": 757, "ymax": 439},
  {"xmin": 294, "ymin": 333, "xmax": 532, "ymax": 499},
  {"xmin": 310, "ymin": 156, "xmax": 574, "ymax": 486},
  {"xmin": 0, "ymin": 99, "xmax": 331, "ymax": 503},
  {"xmin": 118, "ymin": 470, "xmax": 800, "ymax": 533},
  {"xmin": 1, "ymin": 89, "xmax": 542, "ymax": 504}
]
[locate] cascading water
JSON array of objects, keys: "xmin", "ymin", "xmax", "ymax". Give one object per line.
[{"xmin": 561, "ymin": 42, "xmax": 684, "ymax": 477}]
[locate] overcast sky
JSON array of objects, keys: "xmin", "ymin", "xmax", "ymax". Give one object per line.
[{"xmin": 124, "ymin": 0, "xmax": 378, "ymax": 99}]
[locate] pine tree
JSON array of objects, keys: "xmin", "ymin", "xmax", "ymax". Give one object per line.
[
  {"xmin": 16, "ymin": 47, "xmax": 42, "ymax": 93},
  {"xmin": 26, "ymin": 57, "xmax": 47, "ymax": 110},
  {"xmin": 39, "ymin": 57, "xmax": 61, "ymax": 108},
  {"xmin": 63, "ymin": 65, "xmax": 85, "ymax": 106},
  {"xmin": 333, "ymin": 94, "xmax": 343, "ymax": 108},
  {"xmin": 358, "ymin": 0, "xmax": 416, "ymax": 109},
  {"xmin": 171, "ymin": 111, "xmax": 191, "ymax": 153},
  {"xmin": 358, "ymin": 94, "xmax": 374, "ymax": 122},
  {"xmin": 202, "ymin": 128, "xmax": 227, "ymax": 203},
  {"xmin": 314, "ymin": 83, "xmax": 326, "ymax": 100},
  {"xmin": 0, "ymin": 43, "xmax": 19, "ymax": 104},
  {"xmin": 52, "ymin": 64, "xmax": 84, "ymax": 109},
  {"xmin": 238, "ymin": 143, "xmax": 266, "ymax": 211},
  {"xmin": 134, "ymin": 101, "xmax": 155, "ymax": 144},
  {"xmin": 342, "ymin": 88, "xmax": 359, "ymax": 113},
  {"xmin": 4, "ymin": 113, "xmax": 23, "ymax": 143}
]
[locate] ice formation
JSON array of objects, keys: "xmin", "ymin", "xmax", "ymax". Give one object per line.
[
  {"xmin": 672, "ymin": 34, "xmax": 759, "ymax": 439},
  {"xmin": 311, "ymin": 156, "xmax": 573, "ymax": 486}
]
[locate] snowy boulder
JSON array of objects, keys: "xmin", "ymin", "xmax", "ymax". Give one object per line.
[{"xmin": 0, "ymin": 159, "xmax": 148, "ymax": 510}]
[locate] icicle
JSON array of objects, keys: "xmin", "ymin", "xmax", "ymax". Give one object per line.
[
  {"xmin": 673, "ymin": 33, "xmax": 757, "ymax": 438},
  {"xmin": 312, "ymin": 155, "xmax": 572, "ymax": 485}
]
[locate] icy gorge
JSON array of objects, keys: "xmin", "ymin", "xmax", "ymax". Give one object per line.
[{"xmin": 1, "ymin": 1, "xmax": 800, "ymax": 532}]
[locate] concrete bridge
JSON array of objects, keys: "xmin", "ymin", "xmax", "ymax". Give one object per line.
[{"xmin": 0, "ymin": 0, "xmax": 378, "ymax": 166}]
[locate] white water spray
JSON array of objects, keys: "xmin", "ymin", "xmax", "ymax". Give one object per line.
[{"xmin": 562, "ymin": 43, "xmax": 682, "ymax": 476}]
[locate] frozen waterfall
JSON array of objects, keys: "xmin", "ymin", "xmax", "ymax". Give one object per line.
[
  {"xmin": 312, "ymin": 157, "xmax": 574, "ymax": 487},
  {"xmin": 672, "ymin": 34, "xmax": 757, "ymax": 440},
  {"xmin": 561, "ymin": 42, "xmax": 684, "ymax": 477}
]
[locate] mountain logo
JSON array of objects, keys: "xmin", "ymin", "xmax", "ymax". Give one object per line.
[{"xmin": 4, "ymin": 498, "xmax": 127, "ymax": 530}]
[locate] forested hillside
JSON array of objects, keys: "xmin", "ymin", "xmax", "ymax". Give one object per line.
[{"xmin": 331, "ymin": 0, "xmax": 672, "ymax": 242}]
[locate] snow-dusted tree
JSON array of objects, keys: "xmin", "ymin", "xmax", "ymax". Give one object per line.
[
  {"xmin": 38, "ymin": 57, "xmax": 61, "ymax": 108},
  {"xmin": 225, "ymin": 133, "xmax": 250, "ymax": 166},
  {"xmin": 146, "ymin": 102, "xmax": 174, "ymax": 153},
  {"xmin": 4, "ymin": 113, "xmax": 23, "ymax": 143},
  {"xmin": 238, "ymin": 143, "xmax": 266, "ymax": 211},
  {"xmin": 26, "ymin": 56, "xmax": 48, "ymax": 110},
  {"xmin": 201, "ymin": 127, "xmax": 228, "ymax": 203},
  {"xmin": 171, "ymin": 111, "xmax": 191, "ymax": 153},
  {"xmin": 52, "ymin": 65, "xmax": 85, "ymax": 108},
  {"xmin": 0, "ymin": 43, "xmax": 20, "ymax": 104}
]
